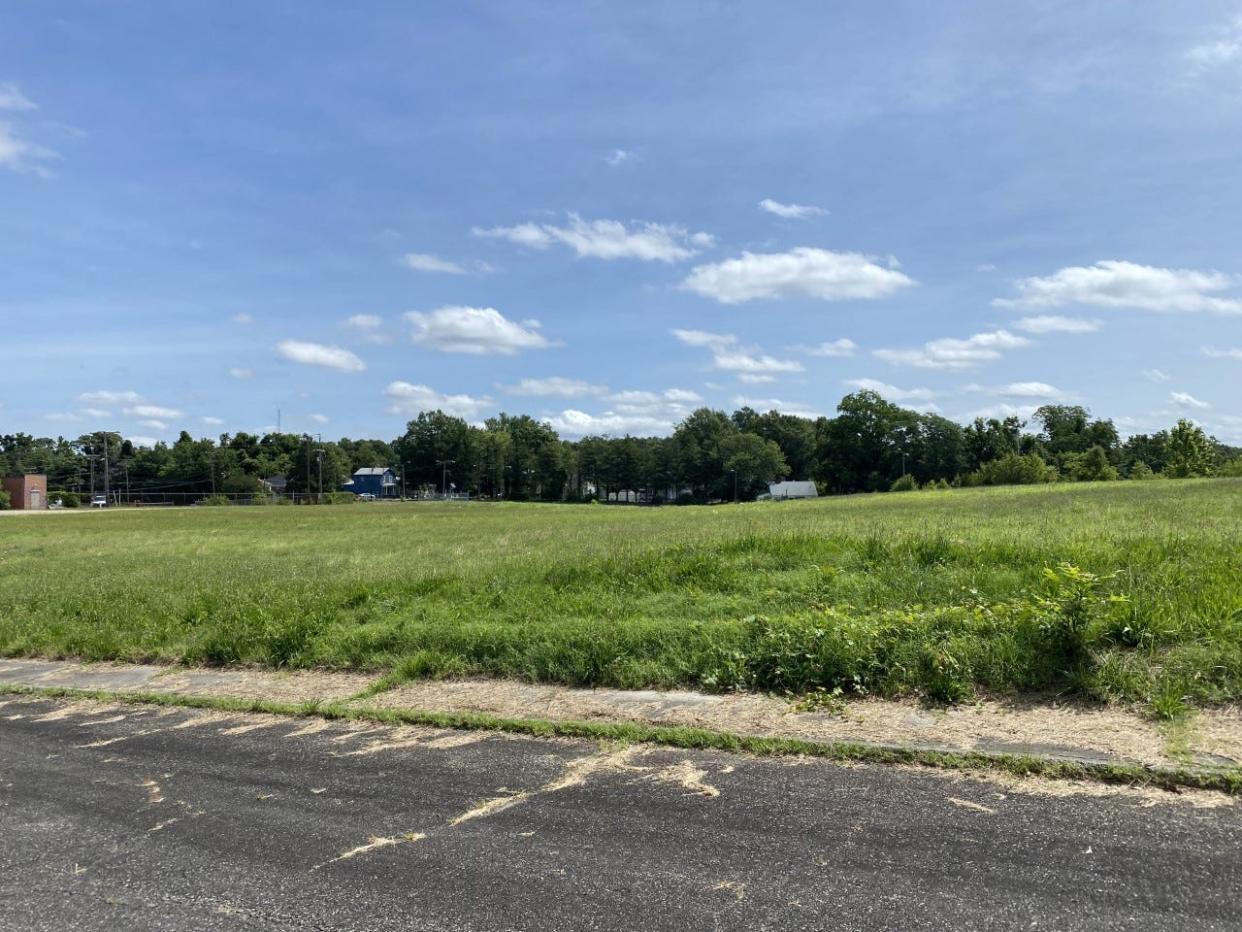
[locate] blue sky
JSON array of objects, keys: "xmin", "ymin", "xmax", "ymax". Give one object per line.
[{"xmin": 3, "ymin": 1, "xmax": 1241, "ymax": 445}]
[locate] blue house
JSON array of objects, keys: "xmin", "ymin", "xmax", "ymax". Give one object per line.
[{"xmin": 344, "ymin": 466, "xmax": 398, "ymax": 498}]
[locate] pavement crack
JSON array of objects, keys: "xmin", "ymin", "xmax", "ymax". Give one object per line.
[{"xmin": 314, "ymin": 833, "xmax": 426, "ymax": 869}]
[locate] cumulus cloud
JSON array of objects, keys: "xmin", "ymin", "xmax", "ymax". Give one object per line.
[
  {"xmin": 201, "ymin": 416, "xmax": 224, "ymax": 426},
  {"xmin": 732, "ymin": 396, "xmax": 823, "ymax": 419},
  {"xmin": 138, "ymin": 418, "xmax": 168, "ymax": 430},
  {"xmin": 672, "ymin": 328, "xmax": 802, "ymax": 378},
  {"xmin": 545, "ymin": 388, "xmax": 703, "ymax": 437},
  {"xmin": 125, "ymin": 404, "xmax": 184, "ymax": 419},
  {"xmin": 843, "ymin": 378, "xmax": 936, "ymax": 402},
  {"xmin": 1203, "ymin": 346, "xmax": 1242, "ymax": 361},
  {"xmin": 384, "ymin": 382, "xmax": 492, "ymax": 419},
  {"xmin": 1142, "ymin": 368, "xmax": 1172, "ymax": 383},
  {"xmin": 874, "ymin": 330, "xmax": 1030, "ymax": 370},
  {"xmin": 758, "ymin": 198, "xmax": 826, "ymax": 219},
  {"xmin": 995, "ymin": 261, "xmax": 1242, "ymax": 315},
  {"xmin": 401, "ymin": 253, "xmax": 468, "ymax": 274},
  {"xmin": 1171, "ymin": 391, "xmax": 1210, "ymax": 410},
  {"xmin": 406, "ymin": 306, "xmax": 552, "ymax": 355},
  {"xmin": 1014, "ymin": 315, "xmax": 1101, "ymax": 334},
  {"xmin": 344, "ymin": 313, "xmax": 391, "ymax": 345},
  {"xmin": 473, "ymin": 213, "xmax": 713, "ymax": 262},
  {"xmin": 81, "ymin": 408, "xmax": 111, "ymax": 419},
  {"xmin": 682, "ymin": 247, "xmax": 914, "ymax": 304},
  {"xmin": 959, "ymin": 403, "xmax": 1039, "ymax": 422},
  {"xmin": 1186, "ymin": 15, "xmax": 1242, "ymax": 73},
  {"xmin": 229, "ymin": 367, "xmax": 254, "ymax": 380},
  {"xmin": 502, "ymin": 377, "xmax": 608, "ymax": 397},
  {"xmin": 126, "ymin": 436, "xmax": 160, "ymax": 449},
  {"xmin": 795, "ymin": 338, "xmax": 857, "ymax": 357},
  {"xmin": 276, "ymin": 340, "xmax": 366, "ymax": 373},
  {"xmin": 966, "ymin": 381, "xmax": 1068, "ymax": 400},
  {"xmin": 79, "ymin": 390, "xmax": 142, "ymax": 405}
]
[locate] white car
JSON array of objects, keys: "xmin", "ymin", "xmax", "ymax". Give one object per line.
[{"xmin": 90, "ymin": 495, "xmax": 108, "ymax": 508}]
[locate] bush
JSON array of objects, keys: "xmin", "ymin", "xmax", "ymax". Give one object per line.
[
  {"xmin": 1065, "ymin": 446, "xmax": 1118, "ymax": 482},
  {"xmin": 923, "ymin": 478, "xmax": 951, "ymax": 491},
  {"xmin": 1218, "ymin": 457, "xmax": 1242, "ymax": 478},
  {"xmin": 323, "ymin": 491, "xmax": 358, "ymax": 505},
  {"xmin": 0, "ymin": 490, "xmax": 9, "ymax": 510},
  {"xmin": 965, "ymin": 453, "xmax": 1058, "ymax": 487},
  {"xmin": 197, "ymin": 494, "xmax": 233, "ymax": 507},
  {"xmin": 889, "ymin": 473, "xmax": 917, "ymax": 492},
  {"xmin": 49, "ymin": 491, "xmax": 81, "ymax": 508},
  {"xmin": 1127, "ymin": 461, "xmax": 1157, "ymax": 480}
]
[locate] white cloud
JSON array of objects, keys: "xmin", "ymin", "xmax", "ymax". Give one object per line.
[
  {"xmin": 965, "ymin": 381, "xmax": 1068, "ymax": 400},
  {"xmin": 1203, "ymin": 346, "xmax": 1242, "ymax": 361},
  {"xmin": 473, "ymin": 213, "xmax": 712, "ymax": 263},
  {"xmin": 671, "ymin": 328, "xmax": 736, "ymax": 350},
  {"xmin": 502, "ymin": 377, "xmax": 607, "ymax": 397},
  {"xmin": 1014, "ymin": 315, "xmax": 1102, "ymax": 334},
  {"xmin": 231, "ymin": 313, "xmax": 254, "ymax": 325},
  {"xmin": 0, "ymin": 83, "xmax": 36, "ymax": 111},
  {"xmin": 401, "ymin": 253, "xmax": 467, "ymax": 274},
  {"xmin": 201, "ymin": 416, "xmax": 224, "ymax": 426},
  {"xmin": 138, "ymin": 418, "xmax": 168, "ymax": 430},
  {"xmin": 276, "ymin": 340, "xmax": 366, "ymax": 373},
  {"xmin": 672, "ymin": 327, "xmax": 802, "ymax": 377},
  {"xmin": 546, "ymin": 387, "xmax": 703, "ymax": 437},
  {"xmin": 976, "ymin": 263, "xmax": 998, "ymax": 273},
  {"xmin": 345, "ymin": 313, "xmax": 382, "ymax": 330},
  {"xmin": 995, "ymin": 260, "xmax": 1242, "ymax": 315},
  {"xmin": 874, "ymin": 329, "xmax": 1031, "ymax": 370},
  {"xmin": 682, "ymin": 247, "xmax": 914, "ymax": 304},
  {"xmin": 604, "ymin": 148, "xmax": 635, "ymax": 167},
  {"xmin": 45, "ymin": 412, "xmax": 83, "ymax": 422},
  {"xmin": 309, "ymin": 413, "xmax": 329, "ymax": 424},
  {"xmin": 959, "ymin": 403, "xmax": 1039, "ymax": 422},
  {"xmin": 733, "ymin": 396, "xmax": 822, "ymax": 419},
  {"xmin": 229, "ymin": 367, "xmax": 254, "ymax": 380},
  {"xmin": 758, "ymin": 198, "xmax": 826, "ymax": 219},
  {"xmin": 79, "ymin": 390, "xmax": 142, "ymax": 405},
  {"xmin": 1142, "ymin": 368, "xmax": 1172, "ymax": 383},
  {"xmin": 126, "ymin": 436, "xmax": 160, "ymax": 448},
  {"xmin": 81, "ymin": 408, "xmax": 111, "ymax": 419},
  {"xmin": 738, "ymin": 373, "xmax": 777, "ymax": 384},
  {"xmin": 844, "ymin": 378, "xmax": 936, "ymax": 402},
  {"xmin": 1186, "ymin": 15, "xmax": 1242, "ymax": 73},
  {"xmin": 406, "ymin": 306, "xmax": 552, "ymax": 355},
  {"xmin": 384, "ymin": 382, "xmax": 492, "ymax": 419},
  {"xmin": 1171, "ymin": 391, "xmax": 1210, "ymax": 410},
  {"xmin": 126, "ymin": 404, "xmax": 183, "ymax": 419},
  {"xmin": 796, "ymin": 338, "xmax": 857, "ymax": 357}
]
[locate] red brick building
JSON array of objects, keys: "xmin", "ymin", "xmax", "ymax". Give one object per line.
[{"xmin": 2, "ymin": 474, "xmax": 48, "ymax": 510}]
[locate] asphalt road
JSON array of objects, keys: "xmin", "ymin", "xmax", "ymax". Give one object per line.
[{"xmin": 1, "ymin": 695, "xmax": 1238, "ymax": 931}]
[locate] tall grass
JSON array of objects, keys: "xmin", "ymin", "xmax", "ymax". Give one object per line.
[{"xmin": 1, "ymin": 480, "xmax": 1239, "ymax": 708}]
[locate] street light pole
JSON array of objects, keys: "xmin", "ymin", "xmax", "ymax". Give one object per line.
[{"xmin": 436, "ymin": 459, "xmax": 454, "ymax": 499}]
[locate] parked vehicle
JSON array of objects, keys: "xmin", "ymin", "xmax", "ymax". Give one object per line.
[{"xmin": 90, "ymin": 494, "xmax": 108, "ymax": 508}]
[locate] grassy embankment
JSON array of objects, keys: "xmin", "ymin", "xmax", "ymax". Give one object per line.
[{"xmin": 1, "ymin": 480, "xmax": 1239, "ymax": 713}]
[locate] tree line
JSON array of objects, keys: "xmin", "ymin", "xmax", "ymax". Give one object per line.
[{"xmin": 2, "ymin": 391, "xmax": 1239, "ymax": 505}]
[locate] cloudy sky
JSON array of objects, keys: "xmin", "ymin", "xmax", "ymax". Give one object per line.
[{"xmin": 3, "ymin": 2, "xmax": 1241, "ymax": 445}]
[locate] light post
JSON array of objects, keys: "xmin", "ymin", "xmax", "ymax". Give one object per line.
[
  {"xmin": 436, "ymin": 459, "xmax": 454, "ymax": 499},
  {"xmin": 732, "ymin": 469, "xmax": 738, "ymax": 504}
]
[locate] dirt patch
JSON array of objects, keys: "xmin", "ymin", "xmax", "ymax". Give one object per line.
[
  {"xmin": 154, "ymin": 667, "xmax": 374, "ymax": 704},
  {"xmin": 366, "ymin": 678, "xmax": 1241, "ymax": 771}
]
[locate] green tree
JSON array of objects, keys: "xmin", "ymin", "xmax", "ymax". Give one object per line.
[
  {"xmin": 722, "ymin": 433, "xmax": 788, "ymax": 499},
  {"xmin": 1164, "ymin": 419, "xmax": 1215, "ymax": 478}
]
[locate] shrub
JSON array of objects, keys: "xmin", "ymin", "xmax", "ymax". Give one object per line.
[
  {"xmin": 324, "ymin": 491, "xmax": 358, "ymax": 505},
  {"xmin": 965, "ymin": 453, "xmax": 1058, "ymax": 487},
  {"xmin": 1066, "ymin": 446, "xmax": 1118, "ymax": 482},
  {"xmin": 1218, "ymin": 457, "xmax": 1242, "ymax": 478},
  {"xmin": 1032, "ymin": 563, "xmax": 1127, "ymax": 675},
  {"xmin": 49, "ymin": 491, "xmax": 81, "ymax": 508},
  {"xmin": 923, "ymin": 478, "xmax": 951, "ymax": 491},
  {"xmin": 0, "ymin": 490, "xmax": 9, "ymax": 510},
  {"xmin": 889, "ymin": 473, "xmax": 917, "ymax": 492},
  {"xmin": 1127, "ymin": 460, "xmax": 1157, "ymax": 480},
  {"xmin": 197, "ymin": 494, "xmax": 233, "ymax": 507}
]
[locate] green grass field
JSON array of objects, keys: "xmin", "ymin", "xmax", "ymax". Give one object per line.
[{"xmin": 2, "ymin": 480, "xmax": 1240, "ymax": 712}]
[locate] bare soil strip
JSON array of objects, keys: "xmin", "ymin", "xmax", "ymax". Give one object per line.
[{"xmin": 1, "ymin": 657, "xmax": 1239, "ymax": 774}]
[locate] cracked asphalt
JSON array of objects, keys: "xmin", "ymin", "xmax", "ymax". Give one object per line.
[{"xmin": 1, "ymin": 695, "xmax": 1239, "ymax": 931}]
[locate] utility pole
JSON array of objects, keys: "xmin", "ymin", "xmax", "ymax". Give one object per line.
[
  {"xmin": 304, "ymin": 435, "xmax": 311, "ymax": 504},
  {"xmin": 316, "ymin": 448, "xmax": 324, "ymax": 504},
  {"xmin": 102, "ymin": 432, "xmax": 110, "ymax": 505},
  {"xmin": 732, "ymin": 469, "xmax": 738, "ymax": 504},
  {"xmin": 436, "ymin": 459, "xmax": 454, "ymax": 499}
]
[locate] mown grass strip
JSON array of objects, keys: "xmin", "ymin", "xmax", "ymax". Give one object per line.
[{"xmin": 3, "ymin": 681, "xmax": 1238, "ymax": 796}]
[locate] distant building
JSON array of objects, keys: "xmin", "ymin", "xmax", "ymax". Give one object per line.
[
  {"xmin": 765, "ymin": 480, "xmax": 818, "ymax": 500},
  {"xmin": 2, "ymin": 474, "xmax": 48, "ymax": 510},
  {"xmin": 261, "ymin": 475, "xmax": 288, "ymax": 494},
  {"xmin": 345, "ymin": 467, "xmax": 398, "ymax": 498}
]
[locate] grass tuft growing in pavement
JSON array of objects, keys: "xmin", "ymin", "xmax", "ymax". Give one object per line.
[{"xmin": 1, "ymin": 480, "xmax": 1240, "ymax": 710}]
